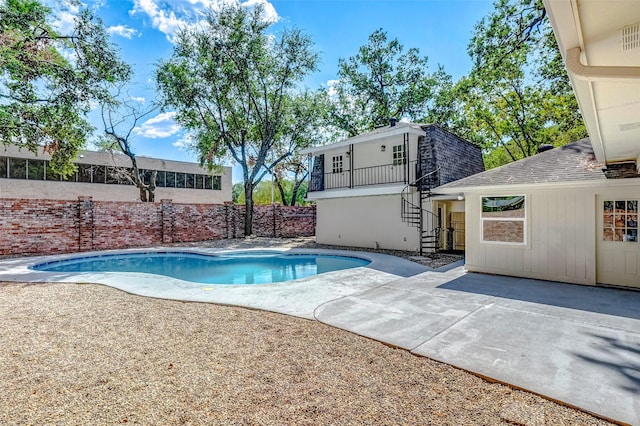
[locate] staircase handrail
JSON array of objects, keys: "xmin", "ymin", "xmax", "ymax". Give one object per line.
[{"xmin": 401, "ymin": 167, "xmax": 440, "ymax": 211}]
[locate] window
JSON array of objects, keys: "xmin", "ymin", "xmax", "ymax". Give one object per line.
[
  {"xmin": 77, "ymin": 164, "xmax": 92, "ymax": 183},
  {"xmin": 0, "ymin": 157, "xmax": 7, "ymax": 178},
  {"xmin": 332, "ymin": 155, "xmax": 343, "ymax": 173},
  {"xmin": 9, "ymin": 158, "xmax": 26, "ymax": 179},
  {"xmin": 392, "ymin": 144, "xmax": 405, "ymax": 166},
  {"xmin": 481, "ymin": 195, "xmax": 526, "ymax": 244},
  {"xmin": 603, "ymin": 200, "xmax": 638, "ymax": 242},
  {"xmin": 27, "ymin": 159, "xmax": 45, "ymax": 180},
  {"xmin": 212, "ymin": 175, "xmax": 221, "ymax": 190}
]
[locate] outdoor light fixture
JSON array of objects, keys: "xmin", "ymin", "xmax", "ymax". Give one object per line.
[
  {"xmin": 345, "ymin": 151, "xmax": 350, "ymax": 156},
  {"xmin": 457, "ymin": 193, "xmax": 465, "ymax": 201},
  {"xmin": 381, "ymin": 145, "xmax": 386, "ymax": 152}
]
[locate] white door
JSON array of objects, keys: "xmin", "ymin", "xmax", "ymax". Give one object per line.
[{"xmin": 596, "ymin": 195, "xmax": 640, "ymax": 288}]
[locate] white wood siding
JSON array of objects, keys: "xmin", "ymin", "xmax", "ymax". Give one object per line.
[
  {"xmin": 316, "ymin": 194, "xmax": 420, "ymax": 251},
  {"xmin": 464, "ymin": 188, "xmax": 597, "ymax": 285}
]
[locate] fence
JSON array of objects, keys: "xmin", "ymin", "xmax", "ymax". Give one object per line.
[{"xmin": 0, "ymin": 197, "xmax": 316, "ymax": 256}]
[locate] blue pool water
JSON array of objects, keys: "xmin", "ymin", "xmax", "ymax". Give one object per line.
[{"xmin": 31, "ymin": 252, "xmax": 370, "ymax": 285}]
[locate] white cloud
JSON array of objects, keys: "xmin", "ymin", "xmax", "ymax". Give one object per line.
[
  {"xmin": 133, "ymin": 111, "xmax": 181, "ymax": 138},
  {"xmin": 107, "ymin": 25, "xmax": 140, "ymax": 39},
  {"xmin": 172, "ymin": 135, "xmax": 194, "ymax": 150},
  {"xmin": 130, "ymin": 0, "xmax": 279, "ymax": 42},
  {"xmin": 130, "ymin": 96, "xmax": 146, "ymax": 104}
]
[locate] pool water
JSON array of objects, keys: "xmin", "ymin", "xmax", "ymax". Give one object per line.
[{"xmin": 31, "ymin": 252, "xmax": 370, "ymax": 285}]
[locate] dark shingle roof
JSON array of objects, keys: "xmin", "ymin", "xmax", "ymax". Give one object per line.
[{"xmin": 436, "ymin": 138, "xmax": 607, "ymax": 190}]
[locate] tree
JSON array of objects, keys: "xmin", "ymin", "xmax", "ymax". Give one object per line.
[
  {"xmin": 156, "ymin": 3, "xmax": 319, "ymax": 234},
  {"xmin": 99, "ymin": 90, "xmax": 159, "ymax": 202},
  {"xmin": 462, "ymin": 0, "xmax": 586, "ymax": 167},
  {"xmin": 0, "ymin": 0, "xmax": 131, "ymax": 175},
  {"xmin": 327, "ymin": 28, "xmax": 444, "ymax": 136},
  {"xmin": 266, "ymin": 90, "xmax": 330, "ymax": 206}
]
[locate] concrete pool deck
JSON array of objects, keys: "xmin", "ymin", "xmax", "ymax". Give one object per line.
[{"xmin": 0, "ymin": 247, "xmax": 638, "ymax": 424}]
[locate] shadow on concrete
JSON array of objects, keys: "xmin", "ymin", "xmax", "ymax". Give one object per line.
[
  {"xmin": 572, "ymin": 332, "xmax": 640, "ymax": 394},
  {"xmin": 437, "ymin": 272, "xmax": 640, "ymax": 320}
]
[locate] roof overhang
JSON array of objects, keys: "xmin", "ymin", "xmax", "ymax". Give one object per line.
[
  {"xmin": 300, "ymin": 124, "xmax": 426, "ymax": 156},
  {"xmin": 543, "ymin": 0, "xmax": 640, "ymax": 165}
]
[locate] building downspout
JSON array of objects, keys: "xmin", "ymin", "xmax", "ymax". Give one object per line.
[{"xmin": 565, "ymin": 47, "xmax": 640, "ymax": 81}]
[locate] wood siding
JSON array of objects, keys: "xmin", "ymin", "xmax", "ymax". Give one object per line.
[{"xmin": 464, "ymin": 188, "xmax": 597, "ymax": 285}]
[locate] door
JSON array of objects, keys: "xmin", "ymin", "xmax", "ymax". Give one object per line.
[{"xmin": 596, "ymin": 196, "xmax": 640, "ymax": 288}]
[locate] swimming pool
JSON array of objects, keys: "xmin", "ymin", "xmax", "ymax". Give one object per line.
[{"xmin": 30, "ymin": 251, "xmax": 370, "ymax": 285}]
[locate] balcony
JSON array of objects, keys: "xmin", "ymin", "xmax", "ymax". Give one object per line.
[{"xmin": 309, "ymin": 160, "xmax": 418, "ymax": 192}]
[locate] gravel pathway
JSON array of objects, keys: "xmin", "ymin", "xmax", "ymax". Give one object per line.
[{"xmin": 0, "ymin": 238, "xmax": 614, "ymax": 425}]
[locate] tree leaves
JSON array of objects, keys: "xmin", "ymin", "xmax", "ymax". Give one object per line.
[{"xmin": 0, "ymin": 0, "xmax": 131, "ymax": 175}]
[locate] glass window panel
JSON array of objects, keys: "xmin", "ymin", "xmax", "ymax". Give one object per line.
[
  {"xmin": 195, "ymin": 174, "xmax": 204, "ymax": 189},
  {"xmin": 77, "ymin": 164, "xmax": 92, "ymax": 183},
  {"xmin": 45, "ymin": 161, "xmax": 61, "ymax": 180},
  {"xmin": 212, "ymin": 175, "xmax": 221, "ymax": 190},
  {"xmin": 186, "ymin": 173, "xmax": 195, "ymax": 189},
  {"xmin": 204, "ymin": 175, "xmax": 212, "ymax": 189},
  {"xmin": 106, "ymin": 167, "xmax": 120, "ymax": 184},
  {"xmin": 93, "ymin": 166, "xmax": 106, "ymax": 183},
  {"xmin": 155, "ymin": 171, "xmax": 166, "ymax": 187},
  {"xmin": 482, "ymin": 196, "xmax": 525, "ymax": 218},
  {"xmin": 0, "ymin": 157, "xmax": 7, "ymax": 178},
  {"xmin": 175, "ymin": 172, "xmax": 185, "ymax": 188},
  {"xmin": 27, "ymin": 159, "xmax": 45, "ymax": 180},
  {"xmin": 603, "ymin": 200, "xmax": 640, "ymax": 243},
  {"xmin": 166, "ymin": 171, "xmax": 176, "ymax": 187},
  {"xmin": 9, "ymin": 158, "xmax": 26, "ymax": 179}
]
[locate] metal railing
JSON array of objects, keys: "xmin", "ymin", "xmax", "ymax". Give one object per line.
[{"xmin": 309, "ymin": 161, "xmax": 417, "ymax": 191}]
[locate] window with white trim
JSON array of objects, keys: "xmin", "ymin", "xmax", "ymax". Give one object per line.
[
  {"xmin": 481, "ymin": 195, "xmax": 526, "ymax": 244},
  {"xmin": 332, "ymin": 155, "xmax": 343, "ymax": 173},
  {"xmin": 603, "ymin": 200, "xmax": 638, "ymax": 242},
  {"xmin": 392, "ymin": 144, "xmax": 405, "ymax": 166}
]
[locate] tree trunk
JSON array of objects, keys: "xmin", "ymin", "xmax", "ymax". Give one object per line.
[
  {"xmin": 274, "ymin": 177, "xmax": 289, "ymax": 206},
  {"xmin": 244, "ymin": 180, "xmax": 254, "ymax": 236}
]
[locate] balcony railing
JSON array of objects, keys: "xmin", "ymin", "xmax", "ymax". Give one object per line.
[{"xmin": 309, "ymin": 161, "xmax": 418, "ymax": 191}]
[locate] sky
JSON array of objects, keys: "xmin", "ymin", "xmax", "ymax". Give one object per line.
[{"xmin": 53, "ymin": 0, "xmax": 496, "ymax": 182}]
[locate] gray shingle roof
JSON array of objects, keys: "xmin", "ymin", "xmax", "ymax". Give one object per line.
[{"xmin": 436, "ymin": 138, "xmax": 607, "ymax": 190}]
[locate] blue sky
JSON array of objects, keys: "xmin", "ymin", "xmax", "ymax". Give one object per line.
[{"xmin": 55, "ymin": 0, "xmax": 495, "ymax": 182}]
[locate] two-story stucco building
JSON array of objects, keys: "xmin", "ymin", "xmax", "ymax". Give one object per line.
[
  {"xmin": 302, "ymin": 122, "xmax": 484, "ymax": 253},
  {"xmin": 0, "ymin": 144, "xmax": 232, "ymax": 204}
]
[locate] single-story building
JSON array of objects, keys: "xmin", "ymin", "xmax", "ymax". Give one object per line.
[{"xmin": 436, "ymin": 138, "xmax": 640, "ymax": 289}]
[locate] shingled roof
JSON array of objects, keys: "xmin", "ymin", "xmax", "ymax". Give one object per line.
[{"xmin": 436, "ymin": 138, "xmax": 607, "ymax": 191}]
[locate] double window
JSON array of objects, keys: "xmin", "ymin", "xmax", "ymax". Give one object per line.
[{"xmin": 481, "ymin": 195, "xmax": 526, "ymax": 244}]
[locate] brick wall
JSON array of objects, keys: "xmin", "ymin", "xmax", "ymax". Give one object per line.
[{"xmin": 0, "ymin": 198, "xmax": 316, "ymax": 256}]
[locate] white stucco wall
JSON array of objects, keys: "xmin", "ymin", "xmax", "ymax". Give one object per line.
[
  {"xmin": 316, "ymin": 194, "xmax": 420, "ymax": 251},
  {"xmin": 461, "ymin": 182, "xmax": 640, "ymax": 288}
]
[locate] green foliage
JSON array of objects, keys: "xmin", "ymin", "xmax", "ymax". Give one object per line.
[
  {"xmin": 460, "ymin": 0, "xmax": 586, "ymax": 168},
  {"xmin": 156, "ymin": 3, "xmax": 319, "ymax": 232},
  {"xmin": 327, "ymin": 29, "xmax": 445, "ymax": 136},
  {"xmin": 235, "ymin": 178, "xmax": 310, "ymax": 206},
  {"xmin": 0, "ymin": 0, "xmax": 131, "ymax": 175}
]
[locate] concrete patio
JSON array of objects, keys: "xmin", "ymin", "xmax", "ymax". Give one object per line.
[{"xmin": 0, "ymin": 248, "xmax": 638, "ymax": 424}]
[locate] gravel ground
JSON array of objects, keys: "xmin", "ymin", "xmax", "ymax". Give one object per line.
[{"xmin": 0, "ymin": 238, "xmax": 614, "ymax": 425}]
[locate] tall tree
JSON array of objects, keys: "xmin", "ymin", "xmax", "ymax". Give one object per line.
[
  {"xmin": 156, "ymin": 3, "xmax": 318, "ymax": 234},
  {"xmin": 0, "ymin": 0, "xmax": 131, "ymax": 175},
  {"xmin": 327, "ymin": 29, "xmax": 444, "ymax": 136},
  {"xmin": 462, "ymin": 0, "xmax": 586, "ymax": 167}
]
